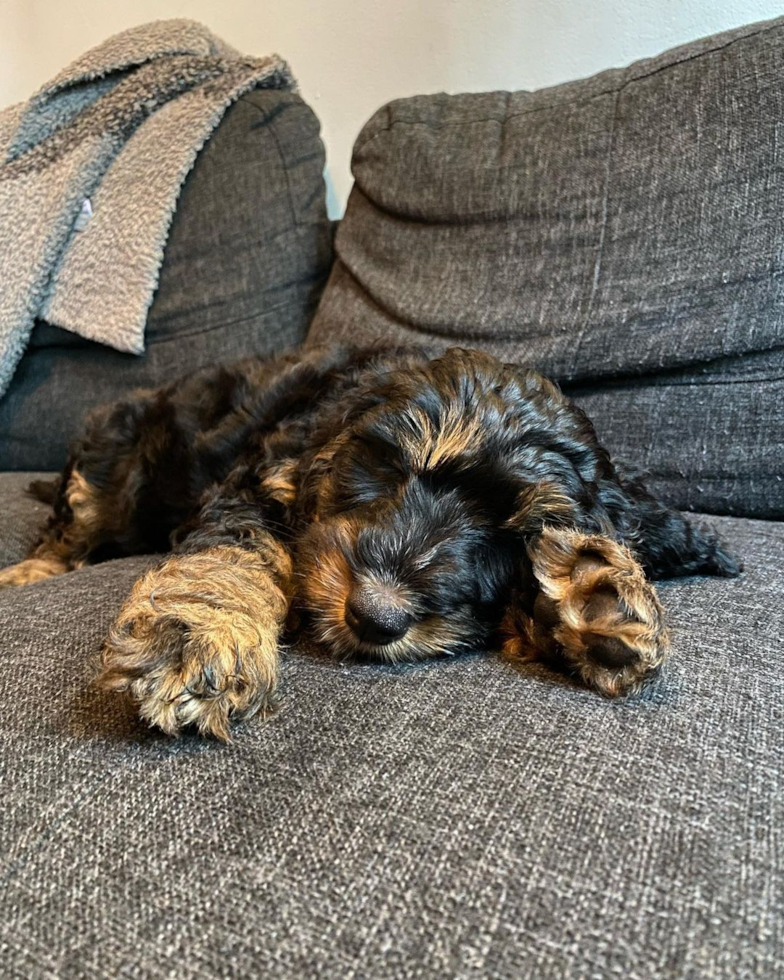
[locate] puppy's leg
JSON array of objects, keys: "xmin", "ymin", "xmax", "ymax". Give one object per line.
[
  {"xmin": 503, "ymin": 527, "xmax": 669, "ymax": 697},
  {"xmin": 0, "ymin": 469, "xmax": 105, "ymax": 588},
  {"xmin": 99, "ymin": 479, "xmax": 292, "ymax": 740},
  {"xmin": 1, "ymin": 388, "xmax": 167, "ymax": 589}
]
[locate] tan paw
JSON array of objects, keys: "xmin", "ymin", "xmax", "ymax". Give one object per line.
[
  {"xmin": 505, "ymin": 528, "xmax": 670, "ymax": 697},
  {"xmin": 0, "ymin": 556, "xmax": 68, "ymax": 589},
  {"xmin": 99, "ymin": 547, "xmax": 287, "ymax": 740}
]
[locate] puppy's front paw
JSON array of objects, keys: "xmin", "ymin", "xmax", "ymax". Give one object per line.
[
  {"xmin": 100, "ymin": 549, "xmax": 286, "ymax": 740},
  {"xmin": 505, "ymin": 529, "xmax": 670, "ymax": 697}
]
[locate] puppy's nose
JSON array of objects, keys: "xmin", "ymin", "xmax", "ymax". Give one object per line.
[{"xmin": 345, "ymin": 586, "xmax": 412, "ymax": 645}]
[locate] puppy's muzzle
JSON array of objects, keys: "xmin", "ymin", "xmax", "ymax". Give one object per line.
[{"xmin": 345, "ymin": 584, "xmax": 412, "ymax": 646}]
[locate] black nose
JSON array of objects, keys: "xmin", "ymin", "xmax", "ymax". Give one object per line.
[{"xmin": 345, "ymin": 586, "xmax": 412, "ymax": 645}]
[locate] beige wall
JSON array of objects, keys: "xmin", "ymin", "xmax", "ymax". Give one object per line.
[{"xmin": 1, "ymin": 0, "xmax": 780, "ymax": 215}]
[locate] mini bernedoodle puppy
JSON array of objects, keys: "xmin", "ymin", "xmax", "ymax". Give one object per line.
[{"xmin": 0, "ymin": 346, "xmax": 740, "ymax": 739}]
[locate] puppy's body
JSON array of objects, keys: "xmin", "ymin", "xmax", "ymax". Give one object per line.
[{"xmin": 1, "ymin": 346, "xmax": 739, "ymax": 738}]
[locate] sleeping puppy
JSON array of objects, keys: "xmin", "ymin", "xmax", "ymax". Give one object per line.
[{"xmin": 0, "ymin": 346, "xmax": 739, "ymax": 739}]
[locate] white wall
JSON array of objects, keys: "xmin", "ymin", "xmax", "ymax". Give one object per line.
[{"xmin": 1, "ymin": 0, "xmax": 781, "ymax": 216}]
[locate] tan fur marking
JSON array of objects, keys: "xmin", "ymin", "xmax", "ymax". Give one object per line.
[
  {"xmin": 260, "ymin": 459, "xmax": 298, "ymax": 507},
  {"xmin": 399, "ymin": 406, "xmax": 483, "ymax": 472},
  {"xmin": 100, "ymin": 542, "xmax": 292, "ymax": 740},
  {"xmin": 0, "ymin": 556, "xmax": 69, "ymax": 588},
  {"xmin": 65, "ymin": 469, "xmax": 104, "ymax": 534},
  {"xmin": 298, "ymin": 539, "xmax": 355, "ymax": 649},
  {"xmin": 423, "ymin": 408, "xmax": 482, "ymax": 469},
  {"xmin": 507, "ymin": 481, "xmax": 576, "ymax": 530},
  {"xmin": 402, "ymin": 616, "xmax": 469, "ymax": 662}
]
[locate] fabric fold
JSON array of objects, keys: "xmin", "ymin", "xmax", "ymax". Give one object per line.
[{"xmin": 0, "ymin": 19, "xmax": 294, "ymax": 397}]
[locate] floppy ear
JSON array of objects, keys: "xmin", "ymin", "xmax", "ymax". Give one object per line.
[
  {"xmin": 491, "ymin": 478, "xmax": 580, "ymax": 656},
  {"xmin": 496, "ymin": 520, "xmax": 553, "ymax": 666},
  {"xmin": 505, "ymin": 480, "xmax": 578, "ymax": 535}
]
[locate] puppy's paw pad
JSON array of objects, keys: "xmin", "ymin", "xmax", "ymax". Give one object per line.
[
  {"xmin": 583, "ymin": 633, "xmax": 640, "ymax": 669},
  {"xmin": 528, "ymin": 529, "xmax": 670, "ymax": 697}
]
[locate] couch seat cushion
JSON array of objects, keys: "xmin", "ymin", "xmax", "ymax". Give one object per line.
[{"xmin": 0, "ymin": 473, "xmax": 780, "ymax": 977}]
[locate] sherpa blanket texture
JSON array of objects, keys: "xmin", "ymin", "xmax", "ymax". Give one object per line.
[{"xmin": 0, "ymin": 19, "xmax": 293, "ymax": 398}]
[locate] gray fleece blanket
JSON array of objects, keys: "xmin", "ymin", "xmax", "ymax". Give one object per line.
[{"xmin": 0, "ymin": 20, "xmax": 294, "ymax": 398}]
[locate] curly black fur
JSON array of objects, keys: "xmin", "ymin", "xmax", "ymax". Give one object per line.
[{"xmin": 8, "ymin": 345, "xmax": 740, "ymax": 735}]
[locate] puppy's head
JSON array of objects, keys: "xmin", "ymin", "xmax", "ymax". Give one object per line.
[{"xmin": 295, "ymin": 349, "xmax": 575, "ymax": 662}]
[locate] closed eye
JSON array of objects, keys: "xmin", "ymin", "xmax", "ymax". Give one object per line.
[
  {"xmin": 418, "ymin": 461, "xmax": 521, "ymax": 522},
  {"xmin": 331, "ymin": 435, "xmax": 406, "ymax": 510}
]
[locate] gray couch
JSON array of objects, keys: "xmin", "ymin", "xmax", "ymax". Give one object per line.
[{"xmin": 1, "ymin": 17, "xmax": 782, "ymax": 980}]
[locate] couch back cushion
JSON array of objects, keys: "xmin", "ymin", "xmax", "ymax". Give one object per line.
[
  {"xmin": 0, "ymin": 89, "xmax": 333, "ymax": 471},
  {"xmin": 307, "ymin": 17, "xmax": 784, "ymax": 519}
]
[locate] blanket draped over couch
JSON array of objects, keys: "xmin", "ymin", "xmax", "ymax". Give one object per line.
[{"xmin": 0, "ymin": 19, "xmax": 293, "ymax": 398}]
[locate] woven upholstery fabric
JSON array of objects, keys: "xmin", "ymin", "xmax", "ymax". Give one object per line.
[
  {"xmin": 567, "ymin": 346, "xmax": 784, "ymax": 518},
  {"xmin": 307, "ymin": 16, "xmax": 784, "ymax": 518},
  {"xmin": 0, "ymin": 472, "xmax": 781, "ymax": 977},
  {"xmin": 0, "ymin": 471, "xmax": 51, "ymax": 567},
  {"xmin": 0, "ymin": 89, "xmax": 333, "ymax": 472}
]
